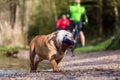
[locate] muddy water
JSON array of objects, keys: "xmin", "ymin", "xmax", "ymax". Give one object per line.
[
  {"xmin": 0, "ymin": 50, "xmax": 120, "ymax": 79},
  {"xmin": 0, "ymin": 53, "xmax": 51, "ymax": 76}
]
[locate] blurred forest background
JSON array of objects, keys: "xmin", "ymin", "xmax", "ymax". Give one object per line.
[{"xmin": 0, "ymin": 0, "xmax": 120, "ymax": 49}]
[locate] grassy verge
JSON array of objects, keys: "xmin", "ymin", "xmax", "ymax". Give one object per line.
[
  {"xmin": 75, "ymin": 36, "xmax": 117, "ymax": 52},
  {"xmin": 0, "ymin": 36, "xmax": 119, "ymax": 53},
  {"xmin": 0, "ymin": 46, "xmax": 29, "ymax": 53}
]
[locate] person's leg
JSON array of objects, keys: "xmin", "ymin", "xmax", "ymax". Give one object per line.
[{"xmin": 79, "ymin": 31, "xmax": 85, "ymax": 47}]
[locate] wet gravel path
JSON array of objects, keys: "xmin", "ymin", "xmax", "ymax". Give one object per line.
[{"xmin": 0, "ymin": 49, "xmax": 120, "ymax": 80}]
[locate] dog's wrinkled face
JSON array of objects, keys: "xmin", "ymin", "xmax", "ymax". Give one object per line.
[{"xmin": 55, "ymin": 30, "xmax": 74, "ymax": 50}]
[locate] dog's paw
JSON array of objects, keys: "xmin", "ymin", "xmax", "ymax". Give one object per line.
[{"xmin": 53, "ymin": 68, "xmax": 62, "ymax": 72}]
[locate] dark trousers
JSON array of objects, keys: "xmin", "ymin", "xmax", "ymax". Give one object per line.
[{"xmin": 66, "ymin": 20, "xmax": 82, "ymax": 32}]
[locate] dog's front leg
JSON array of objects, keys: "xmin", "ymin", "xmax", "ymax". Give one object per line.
[
  {"xmin": 49, "ymin": 55, "xmax": 60, "ymax": 71},
  {"xmin": 49, "ymin": 58, "xmax": 60, "ymax": 72}
]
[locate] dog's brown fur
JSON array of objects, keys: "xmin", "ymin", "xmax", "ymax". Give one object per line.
[{"xmin": 29, "ymin": 30, "xmax": 74, "ymax": 72}]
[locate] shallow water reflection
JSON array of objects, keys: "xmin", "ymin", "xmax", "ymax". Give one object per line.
[{"xmin": 0, "ymin": 54, "xmax": 51, "ymax": 76}]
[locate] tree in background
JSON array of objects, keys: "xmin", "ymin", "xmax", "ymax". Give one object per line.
[
  {"xmin": 105, "ymin": 0, "xmax": 120, "ymax": 49},
  {"xmin": 0, "ymin": 0, "xmax": 31, "ymax": 46},
  {"xmin": 28, "ymin": 0, "xmax": 69, "ymax": 41},
  {"xmin": 9, "ymin": 0, "xmax": 18, "ymax": 28},
  {"xmin": 0, "ymin": 0, "xmax": 119, "ymax": 47}
]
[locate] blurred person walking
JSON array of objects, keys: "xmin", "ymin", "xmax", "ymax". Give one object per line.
[{"xmin": 67, "ymin": 0, "xmax": 88, "ymax": 48}]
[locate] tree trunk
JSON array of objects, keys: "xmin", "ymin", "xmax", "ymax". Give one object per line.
[
  {"xmin": 12, "ymin": 0, "xmax": 31, "ymax": 46},
  {"xmin": 114, "ymin": 4, "xmax": 120, "ymax": 40},
  {"xmin": 21, "ymin": 0, "xmax": 26, "ymax": 32},
  {"xmin": 9, "ymin": 0, "xmax": 18, "ymax": 28},
  {"xmin": 98, "ymin": 0, "xmax": 103, "ymax": 36},
  {"xmin": 51, "ymin": 0, "xmax": 58, "ymax": 22}
]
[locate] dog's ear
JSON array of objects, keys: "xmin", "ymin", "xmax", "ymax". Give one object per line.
[
  {"xmin": 53, "ymin": 31, "xmax": 58, "ymax": 38},
  {"xmin": 48, "ymin": 31, "xmax": 58, "ymax": 44}
]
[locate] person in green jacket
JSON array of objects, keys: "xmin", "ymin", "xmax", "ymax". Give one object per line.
[{"xmin": 67, "ymin": 0, "xmax": 88, "ymax": 48}]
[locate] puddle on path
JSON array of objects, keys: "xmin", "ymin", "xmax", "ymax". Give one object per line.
[{"xmin": 0, "ymin": 54, "xmax": 51, "ymax": 76}]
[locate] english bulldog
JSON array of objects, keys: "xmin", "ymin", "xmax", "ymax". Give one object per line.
[{"xmin": 29, "ymin": 30, "xmax": 74, "ymax": 72}]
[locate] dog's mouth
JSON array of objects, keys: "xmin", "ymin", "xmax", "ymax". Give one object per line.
[{"xmin": 61, "ymin": 42, "xmax": 73, "ymax": 52}]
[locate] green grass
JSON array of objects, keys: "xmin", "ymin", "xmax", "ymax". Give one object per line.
[
  {"xmin": 0, "ymin": 46, "xmax": 29, "ymax": 53},
  {"xmin": 75, "ymin": 36, "xmax": 115, "ymax": 52},
  {"xmin": 0, "ymin": 36, "xmax": 119, "ymax": 53},
  {"xmin": 106, "ymin": 36, "xmax": 120, "ymax": 50}
]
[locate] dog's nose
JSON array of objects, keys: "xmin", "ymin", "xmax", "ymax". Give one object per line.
[{"xmin": 62, "ymin": 36, "xmax": 74, "ymax": 45}]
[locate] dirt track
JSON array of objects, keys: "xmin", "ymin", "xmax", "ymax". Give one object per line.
[{"xmin": 0, "ymin": 49, "xmax": 120, "ymax": 80}]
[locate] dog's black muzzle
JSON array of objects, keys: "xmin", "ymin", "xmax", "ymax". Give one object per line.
[{"xmin": 62, "ymin": 36, "xmax": 74, "ymax": 46}]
